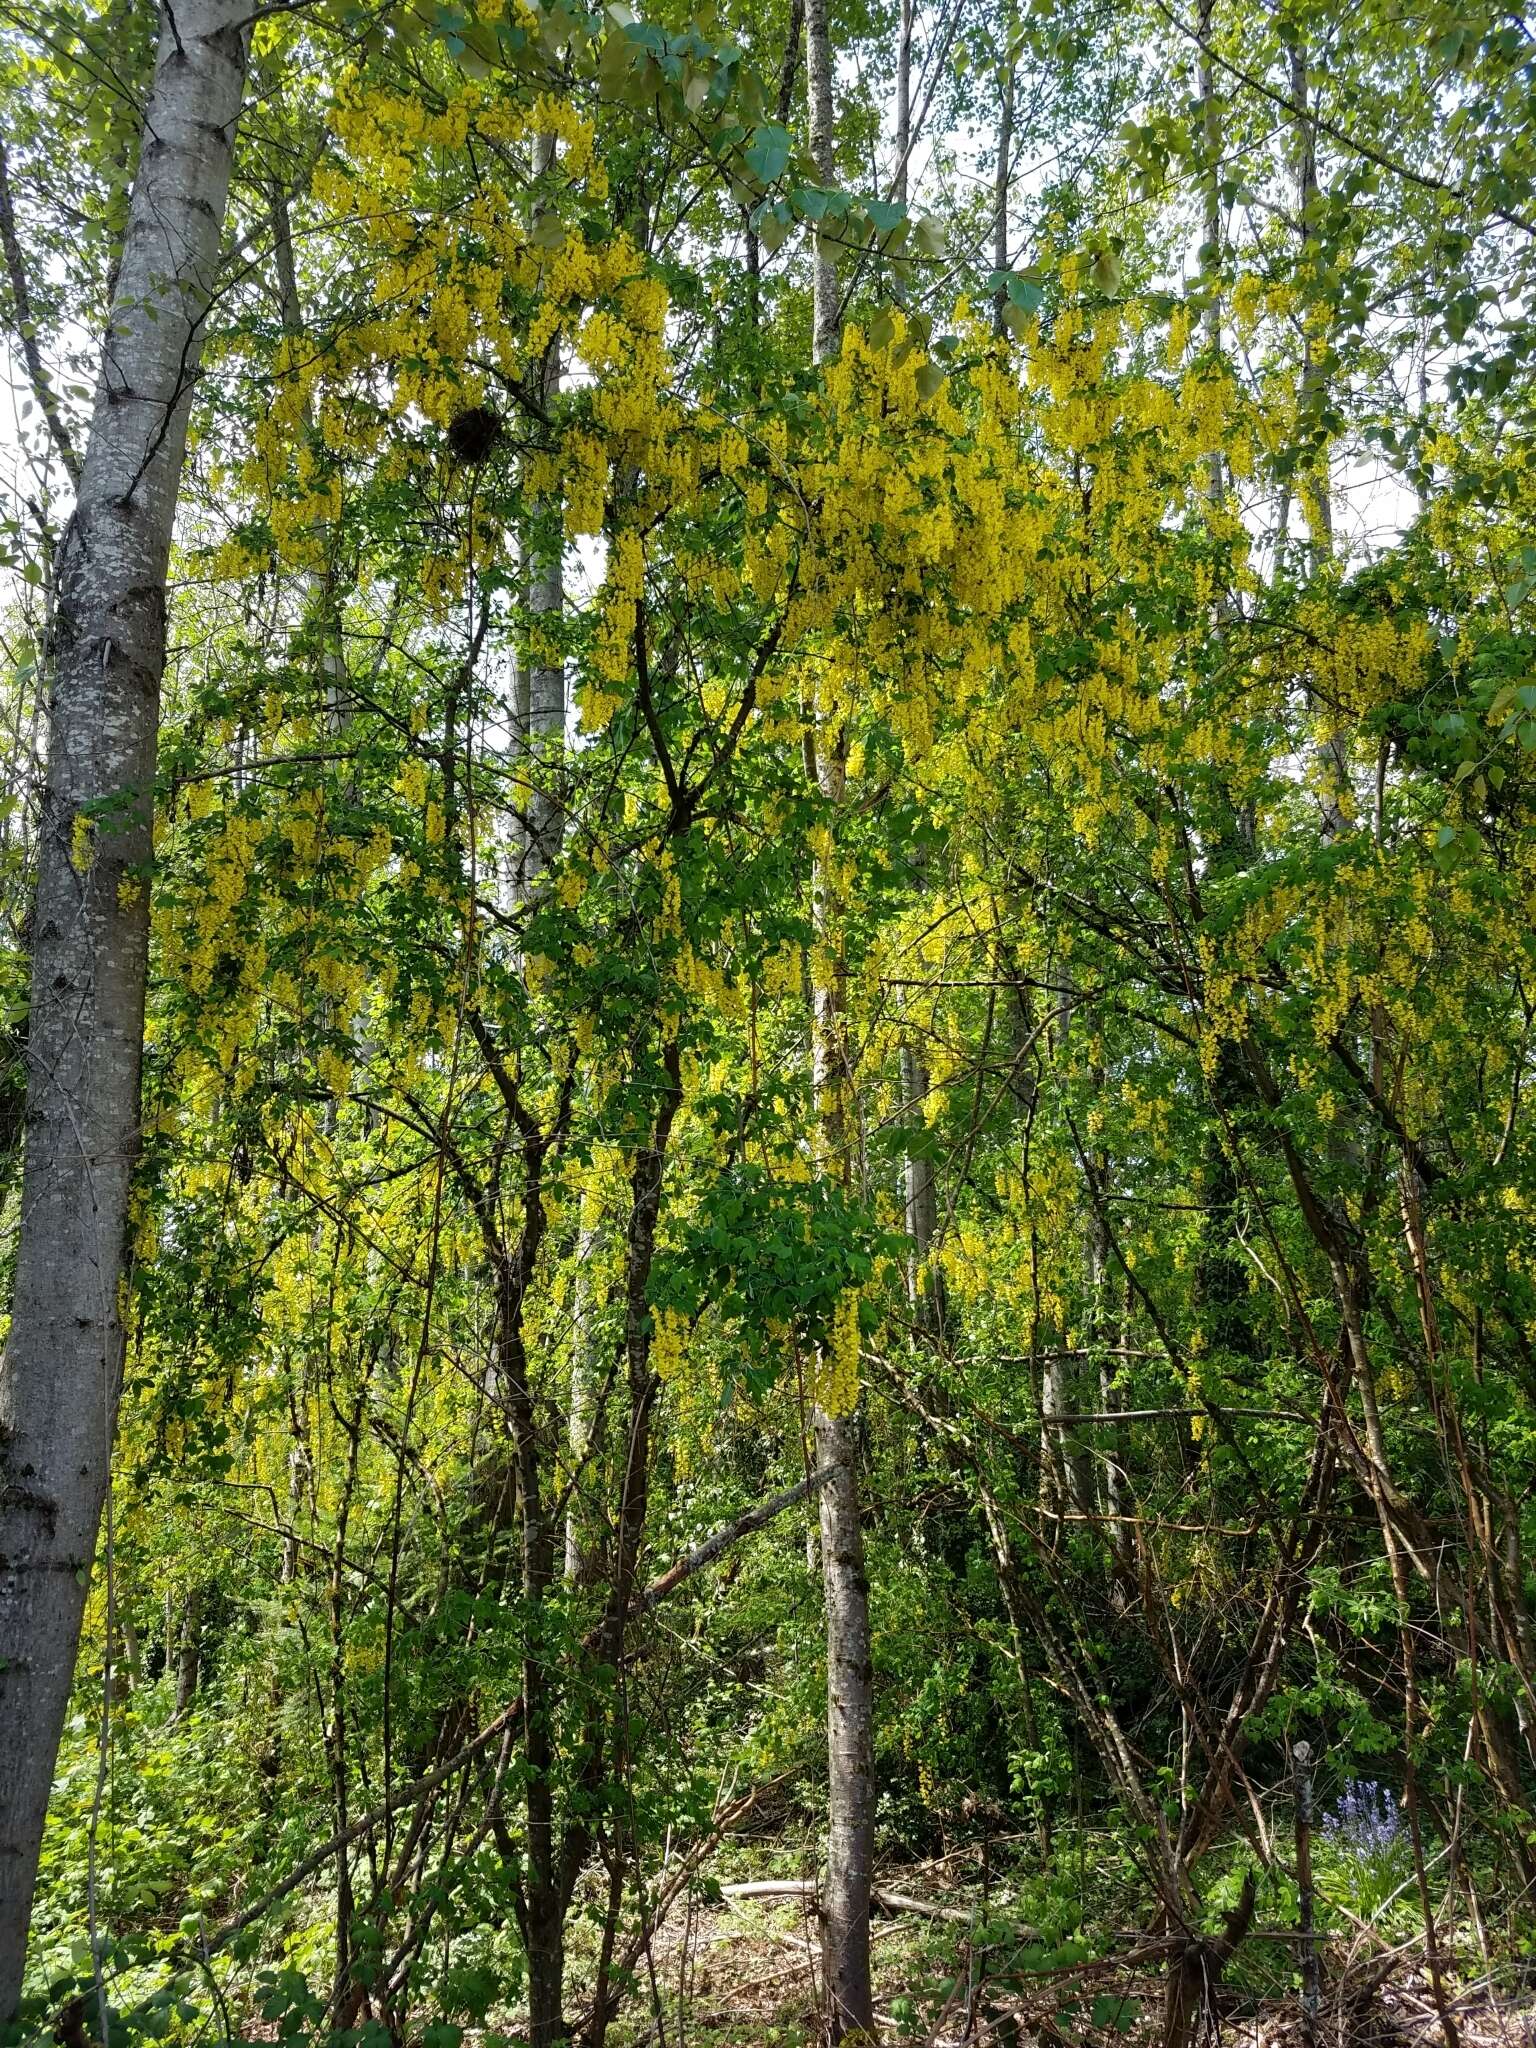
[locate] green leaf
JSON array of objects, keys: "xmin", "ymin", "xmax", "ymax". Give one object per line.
[
  {"xmin": 756, "ymin": 202, "xmax": 792, "ymax": 253},
  {"xmin": 743, "ymin": 121, "xmax": 791, "ymax": 183}
]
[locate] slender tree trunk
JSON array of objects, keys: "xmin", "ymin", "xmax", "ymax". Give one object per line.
[
  {"xmin": 1289, "ymin": 40, "xmax": 1351, "ymax": 837},
  {"xmin": 1044, "ymin": 986, "xmax": 1094, "ymax": 1520},
  {"xmin": 515, "ymin": 133, "xmax": 566, "ymax": 903},
  {"xmin": 0, "ymin": 4, "xmax": 248, "ymax": 2017},
  {"xmin": 466, "ymin": 189, "xmax": 574, "ymax": 2039},
  {"xmin": 804, "ymin": 8, "xmax": 873, "ymax": 2024},
  {"xmin": 518, "ymin": 132, "xmax": 579, "ymax": 1619},
  {"xmin": 893, "ymin": 0, "xmax": 913, "ymax": 206},
  {"xmin": 1097, "ymin": 1369, "xmax": 1130, "ymax": 1577},
  {"xmin": 798, "ymin": 3, "xmax": 873, "ymax": 2025},
  {"xmin": 746, "ymin": 0, "xmax": 807, "ymax": 309},
  {"xmin": 564, "ymin": 1220, "xmax": 602, "ymax": 1585},
  {"xmin": 498, "ymin": 1264, "xmax": 565, "ymax": 2048},
  {"xmin": 1290, "ymin": 41, "xmax": 1334, "ymax": 564},
  {"xmin": 1197, "ymin": 0, "xmax": 1225, "ymax": 503},
  {"xmin": 808, "ymin": 771, "xmax": 874, "ymax": 2038},
  {"xmin": 992, "ymin": 59, "xmax": 1016, "ymax": 335},
  {"xmin": 805, "ymin": 0, "xmax": 841, "ymax": 367},
  {"xmin": 814, "ymin": 1400, "xmax": 875, "ymax": 2040}
]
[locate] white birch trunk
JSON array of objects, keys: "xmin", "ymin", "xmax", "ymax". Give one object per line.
[{"xmin": 0, "ymin": 4, "xmax": 249, "ymax": 2013}]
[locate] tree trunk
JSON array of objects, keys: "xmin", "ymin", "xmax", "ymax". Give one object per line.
[
  {"xmin": 1288, "ymin": 39, "xmax": 1351, "ymax": 838},
  {"xmin": 0, "ymin": 4, "xmax": 249, "ymax": 2017},
  {"xmin": 1160, "ymin": 1870, "xmax": 1256, "ymax": 2048},
  {"xmin": 1196, "ymin": 0, "xmax": 1226, "ymax": 500},
  {"xmin": 815, "ymin": 1403, "xmax": 875, "ymax": 2039},
  {"xmin": 499, "ymin": 1261, "xmax": 565, "ymax": 2048},
  {"xmin": 992, "ymin": 57, "xmax": 1016, "ymax": 335},
  {"xmin": 805, "ymin": 0, "xmax": 841, "ymax": 368},
  {"xmin": 1290, "ymin": 40, "xmax": 1334, "ymax": 563},
  {"xmin": 514, "ymin": 130, "xmax": 566, "ymax": 904},
  {"xmin": 564, "ymin": 1219, "xmax": 601, "ymax": 1585},
  {"xmin": 893, "ymin": 0, "xmax": 912, "ymax": 206},
  {"xmin": 802, "ymin": 6, "xmax": 872, "ymax": 2026}
]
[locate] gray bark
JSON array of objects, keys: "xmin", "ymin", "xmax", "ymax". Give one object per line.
[
  {"xmin": 1290, "ymin": 41, "xmax": 1333, "ymax": 562},
  {"xmin": 513, "ymin": 133, "xmax": 566, "ymax": 903},
  {"xmin": 1289, "ymin": 40, "xmax": 1350, "ymax": 839},
  {"xmin": 0, "ymin": 3, "xmax": 249, "ymax": 2016},
  {"xmin": 893, "ymin": 0, "xmax": 913, "ymax": 208},
  {"xmin": 1040, "ymin": 1346, "xmax": 1091, "ymax": 1519},
  {"xmin": 814, "ymin": 1402, "xmax": 875, "ymax": 2040},
  {"xmin": 804, "ymin": 9, "xmax": 873, "ymax": 2019},
  {"xmin": 992, "ymin": 56, "xmax": 1016, "ymax": 335},
  {"xmin": 1197, "ymin": 0, "xmax": 1226, "ymax": 504},
  {"xmin": 806, "ymin": 0, "xmax": 841, "ymax": 365},
  {"xmin": 809, "ymin": 810, "xmax": 875, "ymax": 2036}
]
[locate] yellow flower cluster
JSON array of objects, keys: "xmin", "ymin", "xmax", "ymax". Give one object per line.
[{"xmin": 812, "ymin": 1291, "xmax": 861, "ymax": 1417}]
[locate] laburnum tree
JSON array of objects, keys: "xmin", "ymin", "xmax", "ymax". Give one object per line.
[{"xmin": 0, "ymin": 0, "xmax": 1534, "ymax": 2042}]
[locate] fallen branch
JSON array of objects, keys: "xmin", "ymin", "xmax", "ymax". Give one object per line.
[
  {"xmin": 874, "ymin": 1889, "xmax": 984, "ymax": 1927},
  {"xmin": 719, "ymin": 1880, "xmax": 819, "ymax": 1902},
  {"xmin": 718, "ymin": 1879, "xmax": 1035, "ymax": 1932}
]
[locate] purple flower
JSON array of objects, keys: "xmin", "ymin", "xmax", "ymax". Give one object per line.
[{"xmin": 1321, "ymin": 1779, "xmax": 1402, "ymax": 1862}]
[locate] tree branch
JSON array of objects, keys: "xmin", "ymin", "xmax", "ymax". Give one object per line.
[{"xmin": 0, "ymin": 140, "xmax": 81, "ymax": 487}]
